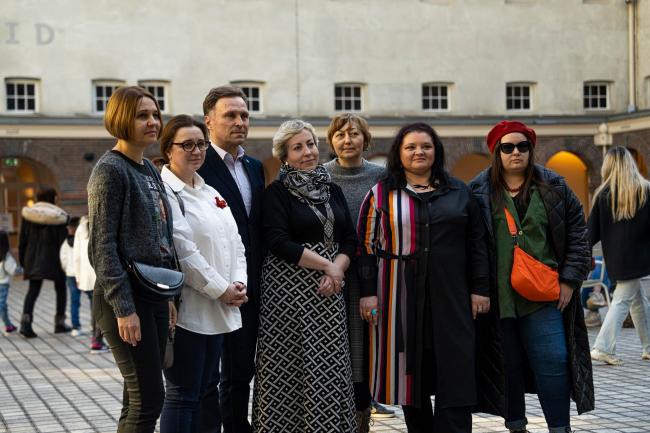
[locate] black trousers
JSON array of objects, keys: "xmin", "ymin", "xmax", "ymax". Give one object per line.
[
  {"xmin": 95, "ymin": 292, "xmax": 168, "ymax": 433},
  {"xmin": 200, "ymin": 299, "xmax": 258, "ymax": 433},
  {"xmin": 401, "ymin": 349, "xmax": 472, "ymax": 433},
  {"xmin": 22, "ymin": 276, "xmax": 67, "ymax": 316}
]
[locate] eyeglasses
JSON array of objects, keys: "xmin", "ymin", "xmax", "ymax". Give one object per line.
[
  {"xmin": 172, "ymin": 139, "xmax": 209, "ymax": 152},
  {"xmin": 499, "ymin": 141, "xmax": 531, "ymax": 154}
]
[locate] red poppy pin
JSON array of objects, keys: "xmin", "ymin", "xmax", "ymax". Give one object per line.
[{"xmin": 215, "ymin": 196, "xmax": 228, "ymax": 209}]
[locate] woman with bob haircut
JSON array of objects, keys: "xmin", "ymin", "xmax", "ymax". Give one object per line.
[
  {"xmin": 358, "ymin": 122, "xmax": 490, "ymax": 433},
  {"xmin": 469, "ymin": 120, "xmax": 593, "ymax": 433},
  {"xmin": 323, "ymin": 113, "xmax": 386, "ymax": 432},
  {"xmin": 87, "ymin": 86, "xmax": 178, "ymax": 433},
  {"xmin": 158, "ymin": 115, "xmax": 248, "ymax": 432},
  {"xmin": 253, "ymin": 119, "xmax": 357, "ymax": 432},
  {"xmin": 590, "ymin": 146, "xmax": 650, "ymax": 365}
]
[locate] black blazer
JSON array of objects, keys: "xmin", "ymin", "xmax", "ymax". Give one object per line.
[{"xmin": 198, "ymin": 145, "xmax": 265, "ymax": 302}]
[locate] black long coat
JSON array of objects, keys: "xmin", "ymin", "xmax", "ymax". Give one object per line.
[
  {"xmin": 469, "ymin": 165, "xmax": 594, "ymax": 416},
  {"xmin": 358, "ymin": 176, "xmax": 490, "ymax": 408},
  {"xmin": 19, "ymin": 218, "xmax": 67, "ymax": 280}
]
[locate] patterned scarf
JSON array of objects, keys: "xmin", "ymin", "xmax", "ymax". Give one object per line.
[{"xmin": 280, "ymin": 164, "xmax": 334, "ymax": 246}]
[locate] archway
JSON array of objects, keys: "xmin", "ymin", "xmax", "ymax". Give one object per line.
[
  {"xmin": 626, "ymin": 147, "xmax": 648, "ymax": 178},
  {"xmin": 545, "ymin": 151, "xmax": 589, "ymax": 212},
  {"xmin": 0, "ymin": 157, "xmax": 57, "ymax": 248},
  {"xmin": 451, "ymin": 153, "xmax": 490, "ymax": 183}
]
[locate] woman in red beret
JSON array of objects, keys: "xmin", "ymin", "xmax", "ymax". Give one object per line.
[{"xmin": 469, "ymin": 120, "xmax": 594, "ymax": 433}]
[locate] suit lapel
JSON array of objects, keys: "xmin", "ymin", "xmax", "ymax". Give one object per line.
[{"xmin": 204, "ymin": 146, "xmax": 247, "ymax": 217}]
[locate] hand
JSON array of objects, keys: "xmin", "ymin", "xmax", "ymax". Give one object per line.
[
  {"xmin": 317, "ymin": 275, "xmax": 336, "ymax": 297},
  {"xmin": 324, "ymin": 262, "xmax": 344, "ymax": 286},
  {"xmin": 117, "ymin": 312, "xmax": 141, "ymax": 347},
  {"xmin": 360, "ymin": 296, "xmax": 379, "ymax": 325},
  {"xmin": 168, "ymin": 300, "xmax": 177, "ymax": 329},
  {"xmin": 219, "ymin": 284, "xmax": 248, "ymax": 307},
  {"xmin": 557, "ymin": 282, "xmax": 573, "ymax": 312},
  {"xmin": 471, "ymin": 294, "xmax": 490, "ymax": 320}
]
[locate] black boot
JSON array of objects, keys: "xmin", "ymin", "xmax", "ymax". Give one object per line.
[
  {"xmin": 355, "ymin": 408, "xmax": 371, "ymax": 433},
  {"xmin": 54, "ymin": 314, "xmax": 72, "ymax": 333},
  {"xmin": 19, "ymin": 313, "xmax": 38, "ymax": 338}
]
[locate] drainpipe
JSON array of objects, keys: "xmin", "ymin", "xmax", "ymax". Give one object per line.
[{"xmin": 626, "ymin": 0, "xmax": 637, "ymax": 112}]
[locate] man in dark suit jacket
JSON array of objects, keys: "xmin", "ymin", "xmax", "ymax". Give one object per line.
[{"xmin": 197, "ymin": 86, "xmax": 265, "ymax": 433}]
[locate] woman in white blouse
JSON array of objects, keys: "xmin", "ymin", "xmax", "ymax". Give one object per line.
[{"xmin": 158, "ymin": 115, "xmax": 248, "ymax": 433}]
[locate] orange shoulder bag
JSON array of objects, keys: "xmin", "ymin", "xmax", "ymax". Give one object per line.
[{"xmin": 504, "ymin": 207, "xmax": 560, "ymax": 302}]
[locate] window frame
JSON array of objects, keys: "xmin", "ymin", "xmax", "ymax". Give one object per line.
[
  {"xmin": 334, "ymin": 83, "xmax": 364, "ymax": 113},
  {"xmin": 5, "ymin": 78, "xmax": 40, "ymax": 114},
  {"xmin": 505, "ymin": 82, "xmax": 534, "ymax": 112},
  {"xmin": 421, "ymin": 82, "xmax": 451, "ymax": 112},
  {"xmin": 92, "ymin": 80, "xmax": 125, "ymax": 114},
  {"xmin": 231, "ymin": 81, "xmax": 264, "ymax": 114},
  {"xmin": 138, "ymin": 80, "xmax": 170, "ymax": 114},
  {"xmin": 583, "ymin": 81, "xmax": 610, "ymax": 111}
]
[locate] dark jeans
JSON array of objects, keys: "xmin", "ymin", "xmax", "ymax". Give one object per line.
[
  {"xmin": 22, "ymin": 276, "xmax": 67, "ymax": 317},
  {"xmin": 95, "ymin": 292, "xmax": 168, "ymax": 433},
  {"xmin": 214, "ymin": 299, "xmax": 258, "ymax": 433},
  {"xmin": 501, "ymin": 305, "xmax": 571, "ymax": 432},
  {"xmin": 160, "ymin": 327, "xmax": 223, "ymax": 433}
]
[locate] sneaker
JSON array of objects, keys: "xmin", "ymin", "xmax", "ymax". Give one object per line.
[
  {"xmin": 584, "ymin": 311, "xmax": 602, "ymax": 328},
  {"xmin": 90, "ymin": 342, "xmax": 109, "ymax": 354},
  {"xmin": 591, "ymin": 348, "xmax": 623, "ymax": 366},
  {"xmin": 370, "ymin": 400, "xmax": 395, "ymax": 419},
  {"xmin": 71, "ymin": 328, "xmax": 86, "ymax": 337},
  {"xmin": 3, "ymin": 324, "xmax": 17, "ymax": 335},
  {"xmin": 642, "ymin": 352, "xmax": 650, "ymax": 360},
  {"xmin": 586, "ymin": 291, "xmax": 607, "ymax": 309}
]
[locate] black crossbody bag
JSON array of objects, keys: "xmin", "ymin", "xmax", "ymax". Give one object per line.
[{"xmin": 126, "ymin": 160, "xmax": 184, "ymax": 300}]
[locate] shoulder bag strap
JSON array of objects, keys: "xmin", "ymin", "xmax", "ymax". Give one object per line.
[{"xmin": 503, "ymin": 207, "xmax": 520, "ymax": 245}]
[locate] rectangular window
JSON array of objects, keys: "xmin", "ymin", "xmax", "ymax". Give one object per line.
[
  {"xmin": 422, "ymin": 83, "xmax": 449, "ymax": 111},
  {"xmin": 6, "ymin": 79, "xmax": 38, "ymax": 113},
  {"xmin": 139, "ymin": 81, "xmax": 169, "ymax": 113},
  {"xmin": 93, "ymin": 81, "xmax": 123, "ymax": 113},
  {"xmin": 239, "ymin": 85, "xmax": 261, "ymax": 113},
  {"xmin": 334, "ymin": 84, "xmax": 363, "ymax": 112},
  {"xmin": 583, "ymin": 82, "xmax": 609, "ymax": 110},
  {"xmin": 506, "ymin": 83, "xmax": 532, "ymax": 110}
]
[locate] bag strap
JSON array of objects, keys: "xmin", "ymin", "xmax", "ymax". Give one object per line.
[
  {"xmin": 164, "ymin": 182, "xmax": 186, "ymax": 217},
  {"xmin": 503, "ymin": 207, "xmax": 520, "ymax": 245}
]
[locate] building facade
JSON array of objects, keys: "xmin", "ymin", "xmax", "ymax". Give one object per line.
[{"xmin": 1, "ymin": 0, "xmax": 649, "ymax": 243}]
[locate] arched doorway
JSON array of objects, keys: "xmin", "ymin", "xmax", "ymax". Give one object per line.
[
  {"xmin": 0, "ymin": 157, "xmax": 57, "ymax": 248},
  {"xmin": 626, "ymin": 147, "xmax": 648, "ymax": 178},
  {"xmin": 545, "ymin": 151, "xmax": 589, "ymax": 212},
  {"xmin": 451, "ymin": 153, "xmax": 490, "ymax": 183}
]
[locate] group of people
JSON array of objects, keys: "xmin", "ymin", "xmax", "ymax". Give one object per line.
[{"xmin": 60, "ymin": 82, "xmax": 647, "ymax": 433}]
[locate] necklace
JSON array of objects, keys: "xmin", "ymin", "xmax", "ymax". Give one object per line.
[
  {"xmin": 504, "ymin": 182, "xmax": 524, "ymax": 193},
  {"xmin": 412, "ymin": 184, "xmax": 431, "ymax": 190}
]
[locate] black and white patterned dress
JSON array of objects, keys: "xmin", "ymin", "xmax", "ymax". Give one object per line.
[{"xmin": 252, "ymin": 180, "xmax": 357, "ymax": 433}]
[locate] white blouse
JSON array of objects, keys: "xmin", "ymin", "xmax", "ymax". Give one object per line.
[{"xmin": 162, "ymin": 166, "xmax": 246, "ymax": 335}]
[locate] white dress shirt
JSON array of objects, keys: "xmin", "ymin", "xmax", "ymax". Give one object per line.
[
  {"xmin": 212, "ymin": 143, "xmax": 253, "ymax": 216},
  {"xmin": 162, "ymin": 166, "xmax": 246, "ymax": 335}
]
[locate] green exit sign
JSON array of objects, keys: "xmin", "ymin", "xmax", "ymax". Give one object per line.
[{"xmin": 3, "ymin": 158, "xmax": 19, "ymax": 167}]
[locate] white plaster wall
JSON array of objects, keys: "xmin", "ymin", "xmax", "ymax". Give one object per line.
[{"xmin": 0, "ymin": 0, "xmax": 632, "ymax": 117}]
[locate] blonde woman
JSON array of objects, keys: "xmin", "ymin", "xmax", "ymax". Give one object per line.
[{"xmin": 590, "ymin": 146, "xmax": 650, "ymax": 365}]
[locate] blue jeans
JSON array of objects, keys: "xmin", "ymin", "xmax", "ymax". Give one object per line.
[
  {"xmin": 593, "ymin": 278, "xmax": 650, "ymax": 355},
  {"xmin": 0, "ymin": 283, "xmax": 13, "ymax": 326},
  {"xmin": 66, "ymin": 276, "xmax": 82, "ymax": 328},
  {"xmin": 160, "ymin": 327, "xmax": 224, "ymax": 433},
  {"xmin": 501, "ymin": 305, "xmax": 571, "ymax": 433}
]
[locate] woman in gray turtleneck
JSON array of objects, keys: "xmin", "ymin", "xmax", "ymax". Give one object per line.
[{"xmin": 323, "ymin": 114, "xmax": 386, "ymax": 433}]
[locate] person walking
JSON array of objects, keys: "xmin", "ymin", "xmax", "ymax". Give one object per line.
[
  {"xmin": 87, "ymin": 86, "xmax": 178, "ymax": 433},
  {"xmin": 358, "ymin": 122, "xmax": 490, "ymax": 433},
  {"xmin": 589, "ymin": 146, "xmax": 650, "ymax": 365},
  {"xmin": 469, "ymin": 120, "xmax": 593, "ymax": 433},
  {"xmin": 18, "ymin": 187, "xmax": 70, "ymax": 338}
]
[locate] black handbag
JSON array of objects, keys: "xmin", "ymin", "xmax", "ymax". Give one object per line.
[{"xmin": 126, "ymin": 159, "xmax": 184, "ymax": 300}]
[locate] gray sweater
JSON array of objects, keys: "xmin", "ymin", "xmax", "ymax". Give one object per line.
[
  {"xmin": 87, "ymin": 151, "xmax": 174, "ymax": 317},
  {"xmin": 324, "ymin": 158, "xmax": 386, "ymax": 225}
]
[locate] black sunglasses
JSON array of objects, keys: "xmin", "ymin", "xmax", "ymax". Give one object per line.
[
  {"xmin": 499, "ymin": 141, "xmax": 531, "ymax": 154},
  {"xmin": 172, "ymin": 139, "xmax": 209, "ymax": 152}
]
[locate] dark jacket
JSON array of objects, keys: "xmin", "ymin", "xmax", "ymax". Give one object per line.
[
  {"xmin": 19, "ymin": 202, "xmax": 68, "ymax": 281},
  {"xmin": 197, "ymin": 145, "xmax": 265, "ymax": 304},
  {"xmin": 588, "ymin": 187, "xmax": 650, "ymax": 281},
  {"xmin": 469, "ymin": 164, "xmax": 594, "ymax": 416},
  {"xmin": 358, "ymin": 176, "xmax": 490, "ymax": 407}
]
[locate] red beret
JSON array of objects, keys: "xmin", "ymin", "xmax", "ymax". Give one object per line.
[{"xmin": 486, "ymin": 120, "xmax": 537, "ymax": 153}]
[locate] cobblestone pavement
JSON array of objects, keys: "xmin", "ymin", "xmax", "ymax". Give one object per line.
[{"xmin": 1, "ymin": 278, "xmax": 649, "ymax": 432}]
